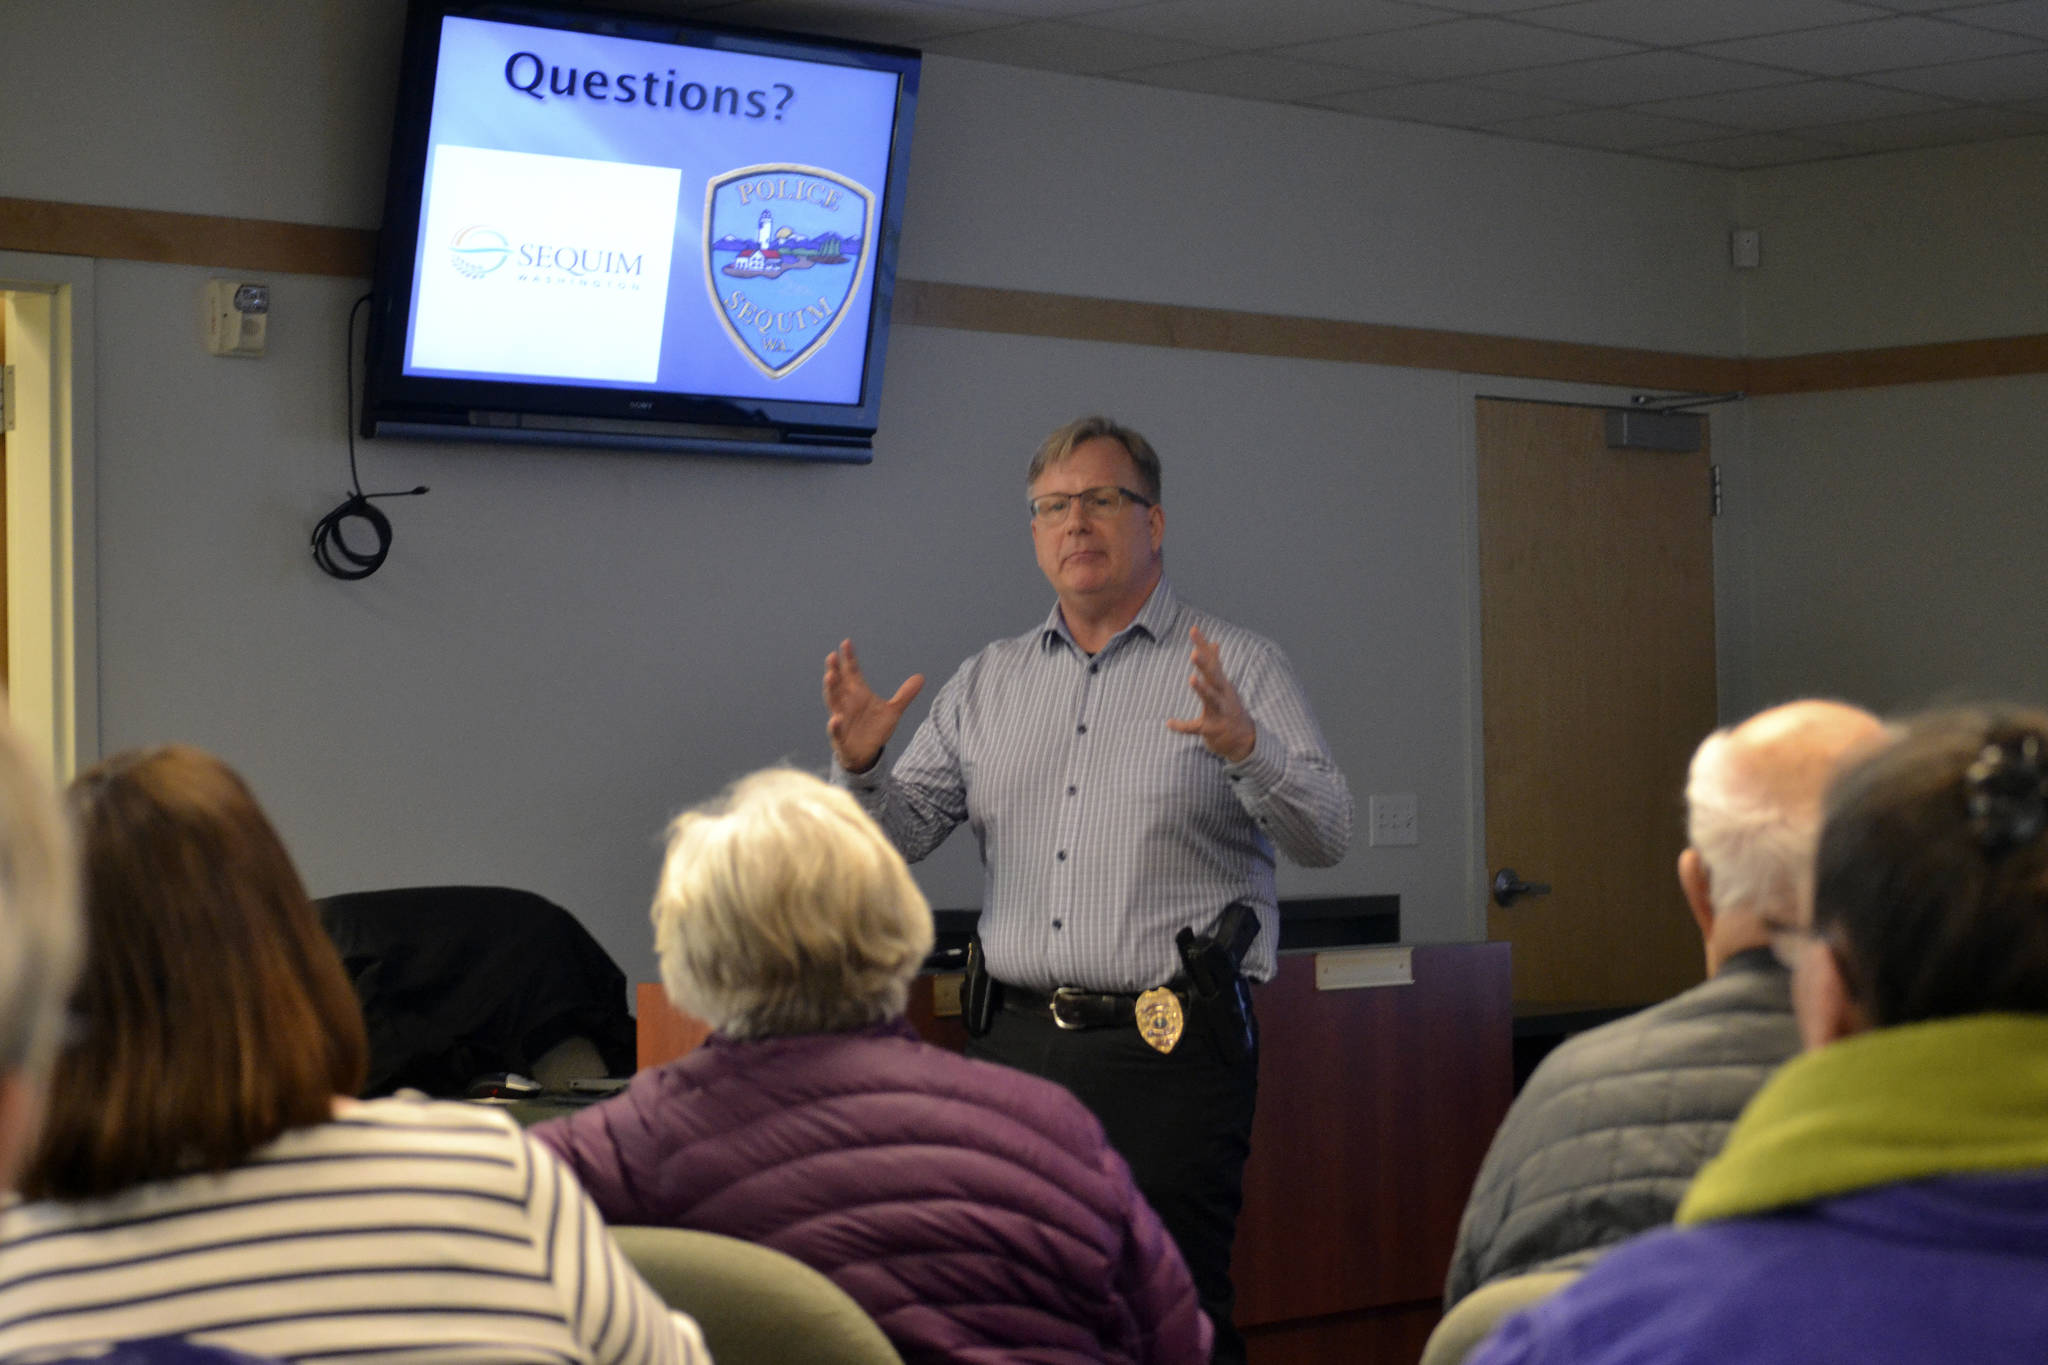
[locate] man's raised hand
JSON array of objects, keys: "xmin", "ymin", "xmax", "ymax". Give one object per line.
[
  {"xmin": 823, "ymin": 639, "xmax": 925, "ymax": 774},
  {"xmin": 1166, "ymin": 625, "xmax": 1256, "ymax": 763}
]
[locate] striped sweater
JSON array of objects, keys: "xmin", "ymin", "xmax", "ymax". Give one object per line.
[{"xmin": 0, "ymin": 1097, "xmax": 708, "ymax": 1365}]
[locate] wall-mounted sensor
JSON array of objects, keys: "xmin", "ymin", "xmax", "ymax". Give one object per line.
[{"xmin": 207, "ymin": 279, "xmax": 270, "ymax": 356}]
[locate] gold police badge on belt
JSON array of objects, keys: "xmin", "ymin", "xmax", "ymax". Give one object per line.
[{"xmin": 1135, "ymin": 987, "xmax": 1185, "ymax": 1054}]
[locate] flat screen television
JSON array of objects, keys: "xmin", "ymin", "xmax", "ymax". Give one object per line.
[{"xmin": 362, "ymin": 1, "xmax": 920, "ymax": 460}]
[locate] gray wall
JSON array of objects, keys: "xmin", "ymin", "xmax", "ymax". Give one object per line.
[
  {"xmin": 1736, "ymin": 138, "xmax": 2048, "ymax": 355},
  {"xmin": 1718, "ymin": 375, "xmax": 2048, "ymax": 718},
  {"xmin": 8, "ymin": 2, "xmax": 1763, "ymax": 981},
  {"xmin": 1714, "ymin": 137, "xmax": 2048, "ymax": 721}
]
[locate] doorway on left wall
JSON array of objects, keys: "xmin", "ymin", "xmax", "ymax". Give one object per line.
[
  {"xmin": 0, "ymin": 294, "xmax": 11, "ymax": 694},
  {"xmin": 0, "ymin": 250, "xmax": 98, "ymax": 785}
]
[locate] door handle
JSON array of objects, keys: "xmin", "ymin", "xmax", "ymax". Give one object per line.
[{"xmin": 1492, "ymin": 867, "xmax": 1552, "ymax": 908}]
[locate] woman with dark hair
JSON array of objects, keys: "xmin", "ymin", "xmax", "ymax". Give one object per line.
[
  {"xmin": 1468, "ymin": 705, "xmax": 2048, "ymax": 1365},
  {"xmin": 0, "ymin": 746, "xmax": 707, "ymax": 1365}
]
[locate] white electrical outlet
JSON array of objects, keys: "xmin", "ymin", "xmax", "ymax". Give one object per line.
[
  {"xmin": 1731, "ymin": 227, "xmax": 1761, "ymax": 270},
  {"xmin": 1369, "ymin": 793, "xmax": 1418, "ymax": 847}
]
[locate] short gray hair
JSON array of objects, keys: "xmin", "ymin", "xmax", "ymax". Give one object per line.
[
  {"xmin": 1027, "ymin": 416, "xmax": 1162, "ymax": 503},
  {"xmin": 652, "ymin": 768, "xmax": 934, "ymax": 1040},
  {"xmin": 1684, "ymin": 727, "xmax": 1820, "ymax": 918},
  {"xmin": 0, "ymin": 722, "xmax": 77, "ymax": 1077}
]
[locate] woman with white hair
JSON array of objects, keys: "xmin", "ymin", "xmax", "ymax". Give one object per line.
[{"xmin": 536, "ymin": 767, "xmax": 1211, "ymax": 1365}]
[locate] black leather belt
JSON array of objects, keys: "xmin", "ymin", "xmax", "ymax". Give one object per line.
[{"xmin": 1002, "ymin": 982, "xmax": 1189, "ymax": 1031}]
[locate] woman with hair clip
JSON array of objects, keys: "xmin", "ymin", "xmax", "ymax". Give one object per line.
[
  {"xmin": 0, "ymin": 746, "xmax": 708, "ymax": 1365},
  {"xmin": 1467, "ymin": 704, "xmax": 2048, "ymax": 1365}
]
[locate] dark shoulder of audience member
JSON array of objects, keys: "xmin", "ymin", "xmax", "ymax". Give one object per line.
[
  {"xmin": 21, "ymin": 746, "xmax": 369, "ymax": 1201},
  {"xmin": 1815, "ymin": 704, "xmax": 2048, "ymax": 1027}
]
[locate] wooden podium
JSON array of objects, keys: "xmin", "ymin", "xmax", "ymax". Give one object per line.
[
  {"xmin": 638, "ymin": 940, "xmax": 1511, "ymax": 1365},
  {"xmin": 1231, "ymin": 942, "xmax": 1511, "ymax": 1363}
]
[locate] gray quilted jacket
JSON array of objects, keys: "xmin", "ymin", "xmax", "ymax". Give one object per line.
[{"xmin": 1443, "ymin": 948, "xmax": 1797, "ymax": 1309}]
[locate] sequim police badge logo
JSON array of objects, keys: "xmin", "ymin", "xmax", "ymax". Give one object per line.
[{"xmin": 703, "ymin": 163, "xmax": 875, "ymax": 380}]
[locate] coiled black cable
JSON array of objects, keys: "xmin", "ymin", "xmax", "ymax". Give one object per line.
[{"xmin": 313, "ymin": 294, "xmax": 426, "ymax": 580}]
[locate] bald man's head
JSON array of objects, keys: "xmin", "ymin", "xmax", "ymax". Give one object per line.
[{"xmin": 1680, "ymin": 700, "xmax": 1888, "ymax": 974}]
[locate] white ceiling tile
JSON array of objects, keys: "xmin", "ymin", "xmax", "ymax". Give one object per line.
[
  {"xmin": 1647, "ymin": 131, "xmax": 1859, "ymax": 166},
  {"xmin": 1867, "ymin": 46, "xmax": 2048, "ymax": 96},
  {"xmin": 1278, "ymin": 18, "xmax": 1639, "ymax": 79},
  {"xmin": 1073, "ymin": 0, "xmax": 1441, "ymax": 48},
  {"xmin": 1813, "ymin": 102, "xmax": 2048, "ymax": 146},
  {"xmin": 924, "ymin": 0, "xmax": 1166, "ymax": 16},
  {"xmin": 1486, "ymin": 106, "xmax": 1737, "ymax": 149},
  {"xmin": 651, "ymin": 1, "xmax": 761, "ymax": 13},
  {"xmin": 1947, "ymin": 0, "xmax": 2048, "ymax": 39},
  {"xmin": 1310, "ymin": 81, "xmax": 1580, "ymax": 125},
  {"xmin": 678, "ymin": 0, "xmax": 2048, "ymax": 167},
  {"xmin": 1477, "ymin": 50, "xmax": 1799, "ymax": 104},
  {"xmin": 920, "ymin": 19, "xmax": 1218, "ymax": 72},
  {"xmin": 1400, "ymin": 0, "xmax": 1572, "ymax": 11},
  {"xmin": 1641, "ymin": 79, "xmax": 1953, "ymax": 128},
  {"xmin": 1693, "ymin": 15, "xmax": 2043, "ymax": 75},
  {"xmin": 1119, "ymin": 52, "xmax": 1382, "ymax": 99},
  {"xmin": 1515, "ymin": 0, "xmax": 1889, "ymax": 47},
  {"xmin": 704, "ymin": 0, "xmax": 1002, "ymax": 43}
]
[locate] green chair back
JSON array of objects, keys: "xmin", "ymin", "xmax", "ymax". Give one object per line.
[
  {"xmin": 610, "ymin": 1225, "xmax": 905, "ymax": 1365},
  {"xmin": 1420, "ymin": 1269, "xmax": 1582, "ymax": 1365}
]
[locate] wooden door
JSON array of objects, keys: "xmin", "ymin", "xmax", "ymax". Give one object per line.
[
  {"xmin": 1477, "ymin": 398, "xmax": 1717, "ymax": 1008},
  {"xmin": 0, "ymin": 298, "xmax": 8, "ymax": 692}
]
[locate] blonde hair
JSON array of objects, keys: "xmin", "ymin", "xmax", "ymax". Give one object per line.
[
  {"xmin": 653, "ymin": 768, "xmax": 934, "ymax": 1039},
  {"xmin": 0, "ymin": 719, "xmax": 75, "ymax": 1079},
  {"xmin": 1027, "ymin": 416, "xmax": 1162, "ymax": 503}
]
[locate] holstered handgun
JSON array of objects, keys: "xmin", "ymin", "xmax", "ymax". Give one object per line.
[
  {"xmin": 1174, "ymin": 900, "xmax": 1259, "ymax": 1064},
  {"xmin": 962, "ymin": 934, "xmax": 1001, "ymax": 1038}
]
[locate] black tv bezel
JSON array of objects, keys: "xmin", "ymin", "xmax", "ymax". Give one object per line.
[{"xmin": 361, "ymin": 0, "xmax": 921, "ymax": 461}]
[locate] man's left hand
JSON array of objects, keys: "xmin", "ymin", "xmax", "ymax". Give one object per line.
[{"xmin": 1167, "ymin": 625, "xmax": 1256, "ymax": 763}]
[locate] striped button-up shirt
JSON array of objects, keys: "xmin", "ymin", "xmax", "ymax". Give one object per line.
[{"xmin": 841, "ymin": 582, "xmax": 1351, "ymax": 991}]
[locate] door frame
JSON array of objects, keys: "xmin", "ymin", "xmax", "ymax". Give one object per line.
[
  {"xmin": 1454, "ymin": 374, "xmax": 1726, "ymax": 944},
  {"xmin": 0, "ymin": 250, "xmax": 98, "ymax": 783}
]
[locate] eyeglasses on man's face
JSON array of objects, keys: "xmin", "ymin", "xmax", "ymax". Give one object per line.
[{"xmin": 1027, "ymin": 485, "xmax": 1154, "ymax": 524}]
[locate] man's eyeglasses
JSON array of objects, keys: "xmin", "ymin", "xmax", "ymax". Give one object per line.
[{"xmin": 1028, "ymin": 485, "xmax": 1154, "ymax": 524}]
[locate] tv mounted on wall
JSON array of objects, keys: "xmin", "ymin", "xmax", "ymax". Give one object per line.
[{"xmin": 362, "ymin": 1, "xmax": 920, "ymax": 461}]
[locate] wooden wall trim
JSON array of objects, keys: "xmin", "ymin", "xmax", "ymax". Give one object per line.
[
  {"xmin": 895, "ymin": 280, "xmax": 1747, "ymax": 393},
  {"xmin": 1743, "ymin": 334, "xmax": 2048, "ymax": 394},
  {"xmin": 0, "ymin": 197, "xmax": 376, "ymax": 279},
  {"xmin": 6, "ymin": 196, "xmax": 2046, "ymax": 396}
]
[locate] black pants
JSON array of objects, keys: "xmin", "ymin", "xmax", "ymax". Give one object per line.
[{"xmin": 968, "ymin": 996, "xmax": 1259, "ymax": 1365}]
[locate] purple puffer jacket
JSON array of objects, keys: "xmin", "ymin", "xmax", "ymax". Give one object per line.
[
  {"xmin": 1467, "ymin": 1172, "xmax": 2048, "ymax": 1365},
  {"xmin": 534, "ymin": 1018, "xmax": 1211, "ymax": 1365}
]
